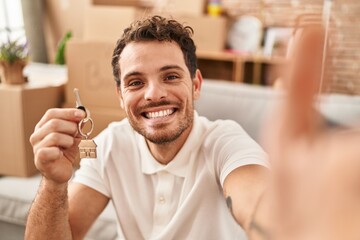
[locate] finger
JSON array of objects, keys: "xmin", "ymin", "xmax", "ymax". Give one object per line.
[
  {"xmin": 30, "ymin": 118, "xmax": 79, "ymax": 147},
  {"xmin": 35, "ymin": 108, "xmax": 85, "ymax": 131},
  {"xmin": 289, "ymin": 25, "xmax": 325, "ymax": 101},
  {"xmin": 34, "ymin": 146, "xmax": 63, "ymax": 166},
  {"xmin": 33, "ymin": 132, "xmax": 76, "ymax": 156},
  {"xmin": 282, "ymin": 25, "xmax": 327, "ymax": 138},
  {"xmin": 34, "ymin": 147, "xmax": 75, "ymax": 184}
]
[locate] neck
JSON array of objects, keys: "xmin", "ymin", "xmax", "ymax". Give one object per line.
[{"xmin": 146, "ymin": 125, "xmax": 192, "ymax": 165}]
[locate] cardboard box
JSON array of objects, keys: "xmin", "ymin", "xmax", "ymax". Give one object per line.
[
  {"xmin": 152, "ymin": 0, "xmax": 206, "ymax": 16},
  {"xmin": 91, "ymin": 0, "xmax": 206, "ymax": 16},
  {"xmin": 43, "ymin": 0, "xmax": 91, "ymax": 63},
  {"xmin": 83, "ymin": 5, "xmax": 149, "ymax": 43},
  {"xmin": 0, "ymin": 83, "xmax": 64, "ymax": 177},
  {"xmin": 92, "ymin": 0, "xmax": 152, "ymax": 7},
  {"xmin": 65, "ymin": 40, "xmax": 120, "ymax": 108},
  {"xmin": 63, "ymin": 102, "xmax": 126, "ymax": 137},
  {"xmin": 175, "ymin": 15, "xmax": 228, "ymax": 52},
  {"xmin": 83, "ymin": 5, "xmax": 227, "ymax": 52},
  {"xmin": 171, "ymin": 0, "xmax": 207, "ymax": 16}
]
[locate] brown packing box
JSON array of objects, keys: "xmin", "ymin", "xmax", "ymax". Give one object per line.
[
  {"xmin": 62, "ymin": 102, "xmax": 126, "ymax": 138},
  {"xmin": 83, "ymin": 5, "xmax": 150, "ymax": 43},
  {"xmin": 91, "ymin": 0, "xmax": 206, "ymax": 16},
  {"xmin": 65, "ymin": 40, "xmax": 127, "ymax": 136},
  {"xmin": 175, "ymin": 15, "xmax": 228, "ymax": 52},
  {"xmin": 43, "ymin": 0, "xmax": 91, "ymax": 63},
  {"xmin": 83, "ymin": 5, "xmax": 227, "ymax": 52},
  {"xmin": 0, "ymin": 84, "xmax": 64, "ymax": 177},
  {"xmin": 169, "ymin": 0, "xmax": 207, "ymax": 16},
  {"xmin": 65, "ymin": 40, "xmax": 119, "ymax": 108},
  {"xmin": 151, "ymin": 0, "xmax": 206, "ymax": 16},
  {"xmin": 92, "ymin": 0, "xmax": 153, "ymax": 7}
]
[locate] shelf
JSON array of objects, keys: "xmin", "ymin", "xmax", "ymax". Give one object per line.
[{"xmin": 197, "ymin": 50, "xmax": 287, "ymax": 84}]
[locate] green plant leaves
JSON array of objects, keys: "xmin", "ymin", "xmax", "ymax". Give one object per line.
[
  {"xmin": 54, "ymin": 31, "xmax": 73, "ymax": 65},
  {"xmin": 0, "ymin": 40, "xmax": 28, "ymax": 64}
]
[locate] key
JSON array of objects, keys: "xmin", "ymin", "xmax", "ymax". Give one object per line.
[{"xmin": 73, "ymin": 88, "xmax": 90, "ymax": 118}]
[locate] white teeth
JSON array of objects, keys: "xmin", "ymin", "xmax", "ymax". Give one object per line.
[{"xmin": 146, "ymin": 109, "xmax": 174, "ymax": 119}]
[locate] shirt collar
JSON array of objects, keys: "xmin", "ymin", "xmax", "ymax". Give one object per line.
[{"xmin": 140, "ymin": 111, "xmax": 201, "ymax": 178}]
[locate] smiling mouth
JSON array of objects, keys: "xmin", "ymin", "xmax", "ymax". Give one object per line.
[{"xmin": 143, "ymin": 108, "xmax": 176, "ymax": 119}]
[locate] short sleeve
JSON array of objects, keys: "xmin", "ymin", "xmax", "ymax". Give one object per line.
[
  {"xmin": 72, "ymin": 127, "xmax": 113, "ymax": 197},
  {"xmin": 72, "ymin": 157, "xmax": 111, "ymax": 197},
  {"xmin": 203, "ymin": 120, "xmax": 269, "ymax": 187}
]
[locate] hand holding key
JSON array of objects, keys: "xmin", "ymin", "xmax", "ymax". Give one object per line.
[
  {"xmin": 29, "ymin": 108, "xmax": 85, "ymax": 185},
  {"xmin": 29, "ymin": 88, "xmax": 96, "ymax": 185}
]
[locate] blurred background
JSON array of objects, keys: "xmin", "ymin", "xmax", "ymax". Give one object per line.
[
  {"xmin": 1, "ymin": 0, "xmax": 360, "ymax": 94},
  {"xmin": 1, "ymin": 2, "xmax": 360, "ymax": 239}
]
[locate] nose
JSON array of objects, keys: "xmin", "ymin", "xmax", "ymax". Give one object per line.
[{"xmin": 144, "ymin": 80, "xmax": 167, "ymax": 101}]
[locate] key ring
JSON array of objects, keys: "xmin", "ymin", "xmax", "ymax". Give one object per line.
[{"xmin": 78, "ymin": 117, "xmax": 94, "ymax": 139}]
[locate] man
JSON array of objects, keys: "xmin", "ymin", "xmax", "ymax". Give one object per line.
[
  {"xmin": 27, "ymin": 14, "xmax": 360, "ymax": 240},
  {"xmin": 26, "ymin": 16, "xmax": 269, "ymax": 239}
]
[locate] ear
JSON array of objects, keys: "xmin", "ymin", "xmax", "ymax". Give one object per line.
[
  {"xmin": 115, "ymin": 85, "xmax": 125, "ymax": 109},
  {"xmin": 193, "ymin": 69, "xmax": 203, "ymax": 100}
]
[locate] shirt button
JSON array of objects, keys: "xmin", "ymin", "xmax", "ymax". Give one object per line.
[{"xmin": 159, "ymin": 196, "xmax": 165, "ymax": 204}]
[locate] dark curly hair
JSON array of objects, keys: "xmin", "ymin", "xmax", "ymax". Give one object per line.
[{"xmin": 111, "ymin": 15, "xmax": 197, "ymax": 87}]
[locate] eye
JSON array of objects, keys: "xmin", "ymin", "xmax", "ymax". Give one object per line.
[
  {"xmin": 165, "ymin": 74, "xmax": 179, "ymax": 81},
  {"xmin": 128, "ymin": 80, "xmax": 143, "ymax": 87}
]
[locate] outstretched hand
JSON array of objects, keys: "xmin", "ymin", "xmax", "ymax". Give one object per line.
[{"xmin": 262, "ymin": 24, "xmax": 360, "ymax": 239}]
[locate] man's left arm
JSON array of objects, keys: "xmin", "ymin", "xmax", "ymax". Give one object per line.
[{"xmin": 223, "ymin": 165, "xmax": 269, "ymax": 238}]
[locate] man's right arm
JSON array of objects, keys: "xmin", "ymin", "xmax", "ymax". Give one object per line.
[
  {"xmin": 26, "ymin": 179, "xmax": 110, "ymax": 240},
  {"xmin": 26, "ymin": 179, "xmax": 72, "ymax": 240},
  {"xmin": 25, "ymin": 108, "xmax": 109, "ymax": 240}
]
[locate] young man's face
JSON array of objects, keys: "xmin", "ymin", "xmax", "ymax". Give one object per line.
[{"xmin": 117, "ymin": 41, "xmax": 201, "ymax": 144}]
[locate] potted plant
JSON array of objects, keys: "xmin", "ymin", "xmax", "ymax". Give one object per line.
[{"xmin": 0, "ymin": 39, "xmax": 29, "ymax": 84}]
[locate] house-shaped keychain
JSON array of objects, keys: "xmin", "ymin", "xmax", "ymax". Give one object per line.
[
  {"xmin": 79, "ymin": 139, "xmax": 97, "ymax": 158},
  {"xmin": 74, "ymin": 88, "xmax": 97, "ymax": 159}
]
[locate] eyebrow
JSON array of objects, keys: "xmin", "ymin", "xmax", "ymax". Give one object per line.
[
  {"xmin": 123, "ymin": 71, "xmax": 142, "ymax": 81},
  {"xmin": 159, "ymin": 65, "xmax": 186, "ymax": 73},
  {"xmin": 123, "ymin": 65, "xmax": 186, "ymax": 80}
]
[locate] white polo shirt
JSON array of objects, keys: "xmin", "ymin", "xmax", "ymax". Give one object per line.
[{"xmin": 73, "ymin": 112, "xmax": 268, "ymax": 240}]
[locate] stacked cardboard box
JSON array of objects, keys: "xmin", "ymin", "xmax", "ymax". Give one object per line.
[
  {"xmin": 64, "ymin": 40, "xmax": 126, "ymax": 137},
  {"xmin": 92, "ymin": 0, "xmax": 205, "ymax": 16},
  {"xmin": 63, "ymin": 4, "xmax": 147, "ymax": 136},
  {"xmin": 148, "ymin": 0, "xmax": 228, "ymax": 52},
  {"xmin": 83, "ymin": 0, "xmax": 228, "ymax": 51},
  {"xmin": 83, "ymin": 5, "xmax": 147, "ymax": 43},
  {"xmin": 43, "ymin": 0, "xmax": 228, "ymax": 62},
  {"xmin": 43, "ymin": 0, "xmax": 91, "ymax": 63},
  {"xmin": 174, "ymin": 15, "xmax": 228, "ymax": 52},
  {"xmin": 0, "ymin": 80, "xmax": 64, "ymax": 177},
  {"xmin": 92, "ymin": 0, "xmax": 152, "ymax": 7}
]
